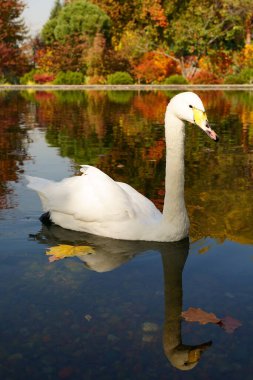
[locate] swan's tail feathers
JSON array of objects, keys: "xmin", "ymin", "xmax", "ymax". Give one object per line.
[
  {"xmin": 26, "ymin": 175, "xmax": 53, "ymax": 192},
  {"xmin": 26, "ymin": 175, "xmax": 53, "ymax": 211}
]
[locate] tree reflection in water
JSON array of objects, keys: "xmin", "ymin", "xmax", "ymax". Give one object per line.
[
  {"xmin": 0, "ymin": 89, "xmax": 253, "ymax": 245},
  {"xmin": 0, "ymin": 92, "xmax": 31, "ymax": 209}
]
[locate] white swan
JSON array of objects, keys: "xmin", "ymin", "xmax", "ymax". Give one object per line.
[{"xmin": 26, "ymin": 92, "xmax": 218, "ymax": 242}]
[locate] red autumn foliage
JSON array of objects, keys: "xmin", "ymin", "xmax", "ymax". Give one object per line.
[
  {"xmin": 0, "ymin": 0, "xmax": 28, "ymax": 78},
  {"xmin": 199, "ymin": 51, "xmax": 234, "ymax": 77},
  {"xmin": 34, "ymin": 92, "xmax": 56, "ymax": 102},
  {"xmin": 33, "ymin": 73, "xmax": 56, "ymax": 84},
  {"xmin": 220, "ymin": 316, "xmax": 242, "ymax": 334},
  {"xmin": 35, "ymin": 35, "xmax": 88, "ymax": 74},
  {"xmin": 190, "ymin": 70, "xmax": 222, "ymax": 84}
]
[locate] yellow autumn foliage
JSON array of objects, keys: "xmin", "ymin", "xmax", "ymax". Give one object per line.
[{"xmin": 242, "ymin": 44, "xmax": 253, "ymax": 68}]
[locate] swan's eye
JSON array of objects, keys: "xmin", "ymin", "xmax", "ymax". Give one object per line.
[{"xmin": 189, "ymin": 105, "xmax": 193, "ymax": 108}]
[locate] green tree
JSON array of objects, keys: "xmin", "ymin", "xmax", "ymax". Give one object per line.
[
  {"xmin": 49, "ymin": 0, "xmax": 62, "ymax": 19},
  {"xmin": 41, "ymin": 18, "xmax": 58, "ymax": 44},
  {"xmin": 41, "ymin": 0, "xmax": 111, "ymax": 45},
  {"xmin": 41, "ymin": 0, "xmax": 63, "ymax": 43}
]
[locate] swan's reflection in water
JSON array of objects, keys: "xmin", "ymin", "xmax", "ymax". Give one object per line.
[
  {"xmin": 161, "ymin": 243, "xmax": 211, "ymax": 370},
  {"xmin": 33, "ymin": 225, "xmax": 212, "ymax": 371}
]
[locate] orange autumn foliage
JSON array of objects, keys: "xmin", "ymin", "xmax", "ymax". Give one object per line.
[
  {"xmin": 35, "ymin": 48, "xmax": 57, "ymax": 73},
  {"xmin": 142, "ymin": 139, "xmax": 165, "ymax": 162},
  {"xmin": 133, "ymin": 52, "xmax": 180, "ymax": 83},
  {"xmin": 140, "ymin": 0, "xmax": 168, "ymax": 28}
]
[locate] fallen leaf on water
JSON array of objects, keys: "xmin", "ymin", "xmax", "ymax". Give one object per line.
[
  {"xmin": 219, "ymin": 316, "xmax": 242, "ymax": 334},
  {"xmin": 181, "ymin": 307, "xmax": 221, "ymax": 325},
  {"xmin": 182, "ymin": 307, "xmax": 242, "ymax": 334},
  {"xmin": 46, "ymin": 244, "xmax": 95, "ymax": 262},
  {"xmin": 198, "ymin": 246, "xmax": 210, "ymax": 255}
]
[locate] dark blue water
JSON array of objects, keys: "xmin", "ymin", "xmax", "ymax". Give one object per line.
[{"xmin": 0, "ymin": 90, "xmax": 253, "ymax": 379}]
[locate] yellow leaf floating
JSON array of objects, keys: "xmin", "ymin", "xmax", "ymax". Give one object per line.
[
  {"xmin": 46, "ymin": 244, "xmax": 95, "ymax": 262},
  {"xmin": 198, "ymin": 246, "xmax": 210, "ymax": 255}
]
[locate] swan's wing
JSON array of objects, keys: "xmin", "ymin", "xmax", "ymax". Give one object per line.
[
  {"xmin": 73, "ymin": 166, "xmax": 136, "ymax": 221},
  {"xmin": 27, "ymin": 166, "xmax": 156, "ymax": 223},
  {"xmin": 117, "ymin": 182, "xmax": 161, "ymax": 220}
]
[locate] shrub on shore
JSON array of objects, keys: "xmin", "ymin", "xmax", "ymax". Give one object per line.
[
  {"xmin": 163, "ymin": 75, "xmax": 188, "ymax": 84},
  {"xmin": 107, "ymin": 71, "xmax": 134, "ymax": 85},
  {"xmin": 53, "ymin": 71, "xmax": 85, "ymax": 85},
  {"xmin": 33, "ymin": 72, "xmax": 55, "ymax": 84},
  {"xmin": 20, "ymin": 69, "xmax": 37, "ymax": 84},
  {"xmin": 224, "ymin": 68, "xmax": 253, "ymax": 84}
]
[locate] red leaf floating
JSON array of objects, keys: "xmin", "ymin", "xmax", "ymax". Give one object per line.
[{"xmin": 220, "ymin": 316, "xmax": 242, "ymax": 334}]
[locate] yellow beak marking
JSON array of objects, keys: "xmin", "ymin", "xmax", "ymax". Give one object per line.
[{"xmin": 193, "ymin": 108, "xmax": 207, "ymax": 127}]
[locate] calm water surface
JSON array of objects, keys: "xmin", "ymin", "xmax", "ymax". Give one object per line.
[{"xmin": 0, "ymin": 89, "xmax": 253, "ymax": 379}]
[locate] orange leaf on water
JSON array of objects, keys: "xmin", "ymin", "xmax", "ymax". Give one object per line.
[{"xmin": 181, "ymin": 307, "xmax": 221, "ymax": 325}]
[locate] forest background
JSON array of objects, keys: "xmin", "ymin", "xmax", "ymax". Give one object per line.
[{"xmin": 0, "ymin": 0, "xmax": 253, "ymax": 85}]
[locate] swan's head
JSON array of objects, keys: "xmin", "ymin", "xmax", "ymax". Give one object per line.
[
  {"xmin": 166, "ymin": 341, "xmax": 212, "ymax": 371},
  {"xmin": 167, "ymin": 92, "xmax": 219, "ymax": 141}
]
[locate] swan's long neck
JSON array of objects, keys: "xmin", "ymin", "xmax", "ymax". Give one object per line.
[{"xmin": 162, "ymin": 107, "xmax": 187, "ymax": 227}]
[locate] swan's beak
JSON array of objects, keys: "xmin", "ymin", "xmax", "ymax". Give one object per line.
[{"xmin": 193, "ymin": 108, "xmax": 219, "ymax": 142}]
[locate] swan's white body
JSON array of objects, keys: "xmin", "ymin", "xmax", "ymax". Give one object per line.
[{"xmin": 27, "ymin": 92, "xmax": 218, "ymax": 242}]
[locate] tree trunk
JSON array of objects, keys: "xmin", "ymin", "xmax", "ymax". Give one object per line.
[{"xmin": 245, "ymin": 15, "xmax": 252, "ymax": 44}]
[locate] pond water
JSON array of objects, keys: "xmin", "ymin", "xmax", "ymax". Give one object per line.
[{"xmin": 0, "ymin": 89, "xmax": 253, "ymax": 379}]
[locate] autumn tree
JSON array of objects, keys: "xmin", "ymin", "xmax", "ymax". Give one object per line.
[
  {"xmin": 34, "ymin": 34, "xmax": 88, "ymax": 73},
  {"xmin": 97, "ymin": 0, "xmax": 252, "ymax": 79},
  {"xmin": 91, "ymin": 0, "xmax": 136, "ymax": 45},
  {"xmin": 33, "ymin": 0, "xmax": 253, "ymax": 82},
  {"xmin": 161, "ymin": 0, "xmax": 253, "ymax": 77},
  {"xmin": 0, "ymin": 0, "xmax": 28, "ymax": 81},
  {"xmin": 38, "ymin": 0, "xmax": 111, "ymax": 75},
  {"xmin": 91, "ymin": 0, "xmax": 167, "ymax": 48},
  {"xmin": 84, "ymin": 33, "xmax": 106, "ymax": 78}
]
